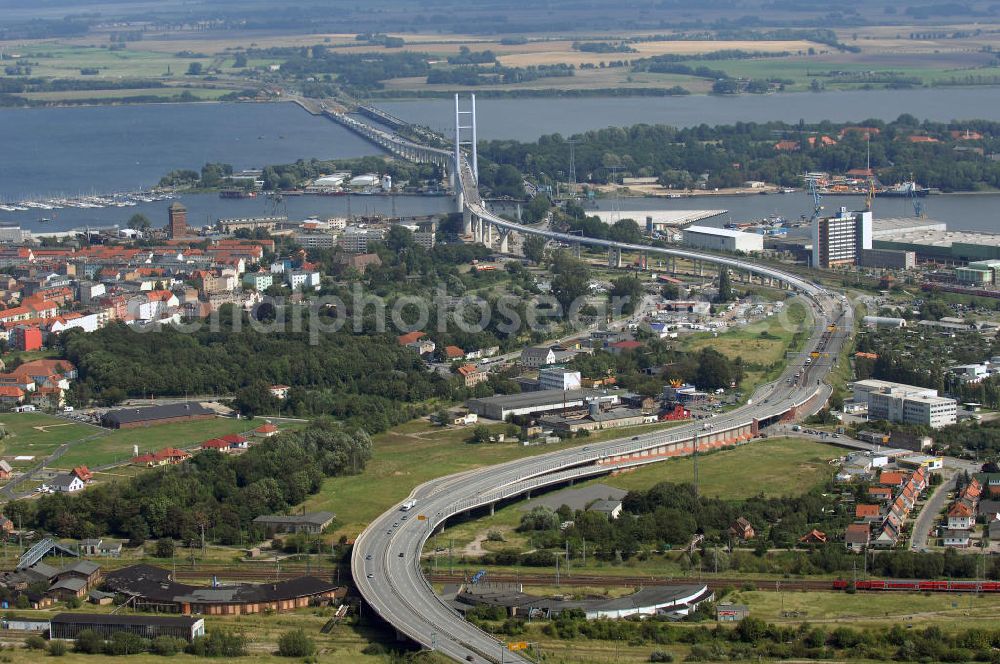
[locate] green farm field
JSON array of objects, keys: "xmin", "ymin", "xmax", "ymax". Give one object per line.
[
  {"xmin": 602, "ymin": 436, "xmax": 840, "ymax": 496},
  {"xmin": 20, "ymin": 45, "xmax": 210, "ymax": 80},
  {"xmin": 20, "ymin": 87, "xmax": 234, "ymax": 102},
  {"xmin": 683, "ymin": 298, "xmax": 811, "ymax": 394},
  {"xmin": 0, "ymin": 413, "xmax": 97, "ymax": 465},
  {"xmin": 0, "ymin": 606, "xmax": 435, "ymax": 663},
  {"xmin": 303, "ymin": 418, "xmax": 688, "ymax": 540},
  {"xmin": 54, "ymin": 416, "xmax": 283, "ymax": 469},
  {"xmin": 730, "ymin": 589, "xmax": 1000, "ymax": 630},
  {"xmin": 422, "ymin": 436, "xmax": 840, "ymax": 555}
]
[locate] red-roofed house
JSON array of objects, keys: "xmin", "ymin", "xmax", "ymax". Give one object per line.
[
  {"xmin": 220, "ymin": 433, "xmax": 248, "ymax": 448},
  {"xmin": 773, "ymin": 139, "xmax": 799, "ymax": 151},
  {"xmin": 947, "ymin": 501, "xmax": 975, "ymax": 530},
  {"xmin": 879, "ymin": 471, "xmax": 906, "ymax": 488},
  {"xmin": 22, "ymin": 297, "xmax": 60, "ymax": 318},
  {"xmin": 608, "ymin": 340, "xmax": 643, "ymax": 354},
  {"xmin": 131, "ymin": 447, "xmax": 192, "ymax": 467},
  {"xmin": 799, "ymin": 529, "xmax": 828, "ymax": 544},
  {"xmin": 0, "ymin": 386, "xmax": 24, "ymax": 407},
  {"xmin": 0, "ymin": 373, "xmax": 34, "ymax": 392},
  {"xmin": 397, "ymin": 331, "xmax": 425, "ymax": 346},
  {"xmin": 18, "ymin": 359, "xmax": 76, "ymax": 381},
  {"xmin": 855, "ymin": 504, "xmax": 881, "ymax": 522},
  {"xmin": 906, "ymin": 135, "xmax": 940, "ymax": 144},
  {"xmin": 31, "ymin": 287, "xmax": 73, "ymax": 306},
  {"xmin": 72, "ymin": 466, "xmax": 93, "ymax": 483},
  {"xmin": 456, "ymin": 364, "xmax": 489, "ymax": 388},
  {"xmin": 951, "ymin": 129, "xmax": 983, "ymax": 141},
  {"xmin": 443, "ymin": 345, "xmax": 465, "ymax": 360},
  {"xmin": 0, "ymin": 306, "xmax": 35, "ymax": 325},
  {"xmin": 868, "ymin": 486, "xmax": 893, "ymax": 501},
  {"xmin": 845, "ymin": 523, "xmax": 871, "ymax": 552},
  {"xmin": 729, "ymin": 517, "xmax": 755, "ymax": 541},
  {"xmin": 29, "ymin": 386, "xmax": 65, "ymax": 409},
  {"xmin": 398, "ymin": 331, "xmax": 434, "ymax": 355},
  {"xmin": 806, "ymin": 135, "xmax": 837, "ymax": 148},
  {"xmin": 254, "ymin": 422, "xmax": 279, "ymax": 437},
  {"xmin": 199, "ymin": 438, "xmax": 234, "ymax": 453}
]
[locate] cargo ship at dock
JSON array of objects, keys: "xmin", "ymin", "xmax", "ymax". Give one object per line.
[{"xmin": 874, "ymin": 180, "xmax": 930, "ymax": 197}]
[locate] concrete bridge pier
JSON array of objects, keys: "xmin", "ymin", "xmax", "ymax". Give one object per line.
[
  {"xmin": 489, "ymin": 503, "xmax": 495, "ymax": 516},
  {"xmin": 498, "ymin": 229, "xmax": 512, "ymax": 254},
  {"xmin": 472, "ymin": 215, "xmax": 483, "ymax": 244},
  {"xmin": 485, "ymin": 221, "xmax": 494, "ymax": 246},
  {"xmin": 456, "ymin": 190, "xmax": 465, "ymax": 215},
  {"xmin": 571, "ymin": 242, "xmax": 581, "ymax": 258},
  {"xmin": 608, "ymin": 247, "xmax": 623, "ymax": 268},
  {"xmin": 463, "ymin": 208, "xmax": 473, "ymax": 237}
]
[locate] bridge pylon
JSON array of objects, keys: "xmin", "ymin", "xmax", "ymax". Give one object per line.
[{"xmin": 454, "ymin": 93, "xmax": 479, "ymax": 185}]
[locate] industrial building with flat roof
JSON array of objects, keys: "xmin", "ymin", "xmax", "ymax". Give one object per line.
[
  {"xmin": 956, "ymin": 259, "xmax": 1000, "ymax": 285},
  {"xmin": 681, "ymin": 226, "xmax": 763, "ymax": 253},
  {"xmin": 49, "ymin": 613, "xmax": 205, "ymax": 642},
  {"xmin": 592, "ymin": 210, "xmax": 726, "ymax": 230},
  {"xmin": 871, "ymin": 217, "xmax": 948, "ymax": 238},
  {"xmin": 860, "ymin": 248, "xmax": 916, "ymax": 270},
  {"xmin": 105, "ymin": 565, "xmax": 340, "ymax": 615},
  {"xmin": 100, "ymin": 402, "xmax": 216, "ymax": 429},
  {"xmin": 874, "ymin": 227, "xmax": 1000, "ymax": 263},
  {"xmin": 852, "ymin": 379, "xmax": 957, "ymax": 428},
  {"xmin": 252, "ymin": 511, "xmax": 335, "ymax": 535},
  {"xmin": 467, "ymin": 389, "xmax": 621, "ymax": 420},
  {"xmin": 863, "ymin": 316, "xmax": 907, "ymax": 328},
  {"xmin": 450, "ymin": 582, "xmax": 712, "ymax": 620}
]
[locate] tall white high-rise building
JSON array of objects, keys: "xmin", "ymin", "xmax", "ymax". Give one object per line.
[{"xmin": 812, "ymin": 207, "xmax": 872, "ymax": 268}]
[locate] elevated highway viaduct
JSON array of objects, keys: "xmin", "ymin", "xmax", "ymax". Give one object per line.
[{"xmin": 332, "ymin": 103, "xmax": 852, "ymax": 664}]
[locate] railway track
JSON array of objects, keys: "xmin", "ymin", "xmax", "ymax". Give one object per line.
[
  {"xmin": 168, "ymin": 565, "xmax": 835, "ymax": 593},
  {"xmin": 171, "ymin": 565, "xmax": 339, "ymax": 583},
  {"xmin": 424, "ymin": 573, "xmax": 835, "ymax": 592}
]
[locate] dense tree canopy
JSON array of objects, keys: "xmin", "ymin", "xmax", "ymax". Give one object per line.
[
  {"xmin": 59, "ymin": 315, "xmax": 448, "ymax": 433},
  {"xmin": 480, "ymin": 117, "xmax": 1000, "ymax": 191},
  {"xmin": 11, "ymin": 419, "xmax": 370, "ymax": 545}
]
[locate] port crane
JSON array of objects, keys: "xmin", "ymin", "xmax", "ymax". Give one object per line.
[
  {"xmin": 908, "ymin": 173, "xmax": 925, "ymax": 218},
  {"xmin": 807, "ymin": 179, "xmax": 823, "ymax": 224}
]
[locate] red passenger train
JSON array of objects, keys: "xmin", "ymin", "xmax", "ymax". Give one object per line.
[{"xmin": 833, "ymin": 579, "xmax": 1000, "ymax": 593}]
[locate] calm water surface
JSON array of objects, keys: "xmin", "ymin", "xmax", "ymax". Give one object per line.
[
  {"xmin": 0, "ymin": 102, "xmax": 382, "ymax": 201},
  {"xmin": 3, "ymin": 94, "xmax": 1000, "ymax": 233}
]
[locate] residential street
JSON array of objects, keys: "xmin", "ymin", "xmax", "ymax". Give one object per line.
[{"xmin": 910, "ymin": 471, "xmax": 955, "ymax": 552}]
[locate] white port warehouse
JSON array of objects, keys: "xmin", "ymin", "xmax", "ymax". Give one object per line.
[{"xmin": 681, "ymin": 226, "xmax": 763, "ymax": 253}]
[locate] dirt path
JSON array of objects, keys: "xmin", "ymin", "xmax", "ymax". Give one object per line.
[{"xmin": 461, "ymin": 531, "xmax": 490, "ymax": 557}]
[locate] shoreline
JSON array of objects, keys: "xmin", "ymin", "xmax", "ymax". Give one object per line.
[{"xmin": 7, "ymin": 83, "xmax": 1000, "ymax": 111}]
